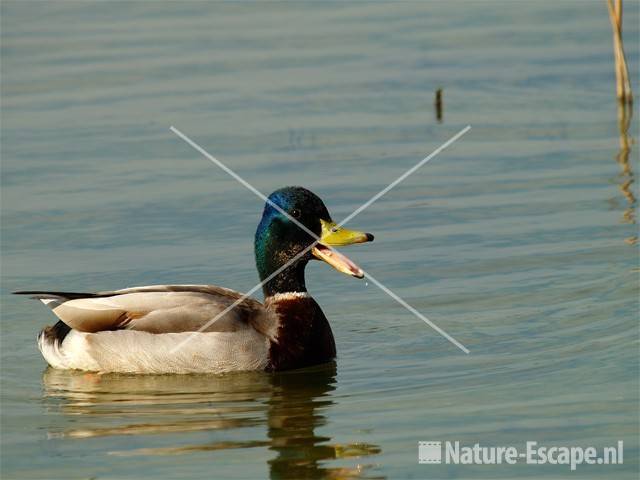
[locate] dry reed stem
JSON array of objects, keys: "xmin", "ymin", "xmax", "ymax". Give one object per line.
[{"xmin": 606, "ymin": 0, "xmax": 633, "ymax": 103}]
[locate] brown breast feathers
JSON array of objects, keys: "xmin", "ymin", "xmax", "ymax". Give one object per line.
[{"xmin": 264, "ymin": 294, "xmax": 336, "ymax": 371}]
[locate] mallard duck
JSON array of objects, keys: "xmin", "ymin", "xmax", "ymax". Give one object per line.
[{"xmin": 15, "ymin": 186, "xmax": 374, "ymax": 374}]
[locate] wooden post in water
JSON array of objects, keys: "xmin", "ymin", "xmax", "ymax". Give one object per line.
[
  {"xmin": 434, "ymin": 88, "xmax": 443, "ymax": 123},
  {"xmin": 606, "ymin": 0, "xmax": 633, "ymax": 104}
]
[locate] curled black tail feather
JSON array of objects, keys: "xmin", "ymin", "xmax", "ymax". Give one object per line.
[{"xmin": 40, "ymin": 321, "xmax": 72, "ymax": 345}]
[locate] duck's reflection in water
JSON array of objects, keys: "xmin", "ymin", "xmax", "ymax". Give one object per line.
[{"xmin": 42, "ymin": 364, "xmax": 382, "ymax": 479}]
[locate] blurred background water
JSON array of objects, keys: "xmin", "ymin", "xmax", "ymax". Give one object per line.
[{"xmin": 1, "ymin": 1, "xmax": 638, "ymax": 479}]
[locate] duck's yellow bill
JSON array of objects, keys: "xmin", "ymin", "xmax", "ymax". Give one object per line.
[{"xmin": 311, "ymin": 220, "xmax": 374, "ymax": 279}]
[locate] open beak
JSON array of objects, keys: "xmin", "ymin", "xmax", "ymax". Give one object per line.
[{"xmin": 311, "ymin": 219, "xmax": 374, "ymax": 279}]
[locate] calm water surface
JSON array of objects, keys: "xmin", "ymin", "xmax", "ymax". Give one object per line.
[{"xmin": 1, "ymin": 1, "xmax": 638, "ymax": 479}]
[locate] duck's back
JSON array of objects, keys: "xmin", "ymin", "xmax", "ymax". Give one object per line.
[{"xmin": 20, "ymin": 285, "xmax": 275, "ymax": 374}]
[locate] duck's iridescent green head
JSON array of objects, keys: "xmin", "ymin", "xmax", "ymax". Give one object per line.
[{"xmin": 255, "ymin": 186, "xmax": 374, "ymax": 296}]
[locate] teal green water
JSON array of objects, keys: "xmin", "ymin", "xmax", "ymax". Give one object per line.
[{"xmin": 1, "ymin": 1, "xmax": 638, "ymax": 479}]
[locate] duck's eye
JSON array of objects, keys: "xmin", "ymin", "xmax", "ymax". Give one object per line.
[
  {"xmin": 331, "ymin": 226, "xmax": 338, "ymax": 233},
  {"xmin": 290, "ymin": 208, "xmax": 301, "ymax": 219}
]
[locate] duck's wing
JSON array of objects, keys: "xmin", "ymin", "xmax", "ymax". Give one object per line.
[{"xmin": 15, "ymin": 285, "xmax": 272, "ymax": 335}]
